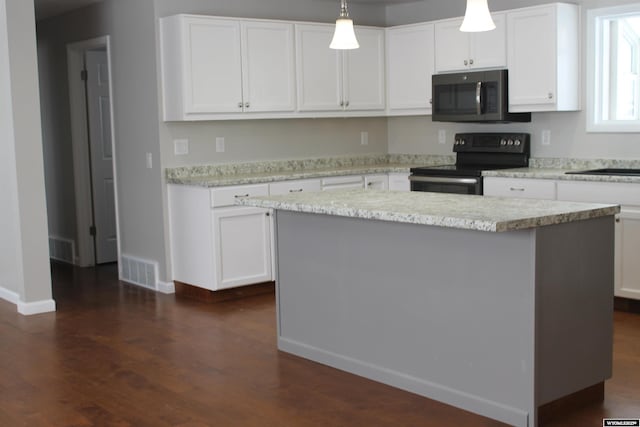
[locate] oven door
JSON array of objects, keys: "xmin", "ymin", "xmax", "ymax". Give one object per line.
[{"xmin": 409, "ymin": 176, "xmax": 482, "ymax": 195}]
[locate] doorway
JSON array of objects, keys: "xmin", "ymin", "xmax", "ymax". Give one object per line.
[{"xmin": 67, "ymin": 36, "xmax": 120, "ymax": 268}]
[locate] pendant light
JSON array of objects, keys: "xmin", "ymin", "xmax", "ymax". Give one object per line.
[
  {"xmin": 330, "ymin": 0, "xmax": 359, "ymax": 50},
  {"xmin": 460, "ymin": 0, "xmax": 496, "ymax": 32}
]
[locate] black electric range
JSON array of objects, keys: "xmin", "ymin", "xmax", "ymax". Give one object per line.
[{"xmin": 409, "ymin": 133, "xmax": 530, "ymax": 195}]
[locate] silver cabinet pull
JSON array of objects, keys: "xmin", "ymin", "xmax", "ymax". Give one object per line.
[
  {"xmin": 234, "ymin": 194, "xmax": 250, "ymax": 198},
  {"xmin": 509, "ymin": 187, "xmax": 525, "ymax": 192},
  {"xmin": 345, "ymin": 101, "xmax": 349, "ymax": 107},
  {"xmin": 409, "ymin": 176, "xmax": 479, "ymax": 185},
  {"xmin": 238, "ymin": 102, "xmax": 243, "ymax": 108},
  {"xmin": 245, "ymin": 102, "xmax": 250, "ymax": 108},
  {"xmin": 340, "ymin": 101, "xmax": 344, "ymax": 107},
  {"xmin": 464, "ymin": 59, "xmax": 468, "ymax": 66},
  {"xmin": 469, "ymin": 59, "xmax": 474, "ymax": 65},
  {"xmin": 548, "ymin": 93, "xmax": 554, "ymax": 99},
  {"xmin": 476, "ymin": 81, "xmax": 482, "ymax": 115},
  {"xmin": 289, "ymin": 189, "xmax": 304, "ymax": 193},
  {"xmin": 429, "ymin": 98, "xmax": 433, "ymax": 105}
]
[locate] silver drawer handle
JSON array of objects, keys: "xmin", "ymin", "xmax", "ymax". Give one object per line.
[
  {"xmin": 289, "ymin": 189, "xmax": 304, "ymax": 193},
  {"xmin": 234, "ymin": 194, "xmax": 250, "ymax": 198},
  {"xmin": 510, "ymin": 187, "xmax": 525, "ymax": 192}
]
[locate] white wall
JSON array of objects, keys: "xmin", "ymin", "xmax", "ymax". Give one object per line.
[
  {"xmin": 386, "ymin": 0, "xmax": 640, "ymax": 160},
  {"xmin": 0, "ymin": 0, "xmax": 53, "ymax": 313}
]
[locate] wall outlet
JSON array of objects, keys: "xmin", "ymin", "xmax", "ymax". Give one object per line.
[
  {"xmin": 541, "ymin": 130, "xmax": 551, "ymax": 146},
  {"xmin": 438, "ymin": 129, "xmax": 447, "ymax": 144},
  {"xmin": 173, "ymin": 139, "xmax": 189, "ymax": 155},
  {"xmin": 216, "ymin": 137, "xmax": 225, "ymax": 153},
  {"xmin": 146, "ymin": 152, "xmax": 153, "ymax": 169},
  {"xmin": 360, "ymin": 131, "xmax": 368, "ymax": 146}
]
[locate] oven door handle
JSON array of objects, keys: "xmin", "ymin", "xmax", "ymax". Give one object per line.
[{"xmin": 409, "ymin": 176, "xmax": 480, "ymax": 185}]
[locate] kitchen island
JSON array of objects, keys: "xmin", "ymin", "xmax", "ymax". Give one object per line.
[{"xmin": 238, "ymin": 190, "xmax": 619, "ymax": 427}]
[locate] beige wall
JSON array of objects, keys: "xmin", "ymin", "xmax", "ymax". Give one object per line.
[{"xmin": 0, "ymin": 0, "xmax": 52, "ymax": 309}]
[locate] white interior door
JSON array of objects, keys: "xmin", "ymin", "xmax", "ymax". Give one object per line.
[{"xmin": 85, "ymin": 50, "xmax": 117, "ymax": 264}]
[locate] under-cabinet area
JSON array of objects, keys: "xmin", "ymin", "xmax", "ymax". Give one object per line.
[
  {"xmin": 159, "ymin": 2, "xmax": 580, "ymax": 122},
  {"xmin": 168, "ymin": 171, "xmax": 409, "ymax": 291},
  {"xmin": 485, "ymin": 176, "xmax": 640, "ymax": 300}
]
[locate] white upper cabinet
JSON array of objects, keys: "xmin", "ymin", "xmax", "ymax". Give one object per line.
[
  {"xmin": 296, "ymin": 23, "xmax": 385, "ymax": 113},
  {"xmin": 386, "ymin": 23, "xmax": 435, "ymax": 114},
  {"xmin": 160, "ymin": 15, "xmax": 295, "ymax": 121},
  {"xmin": 507, "ymin": 3, "xmax": 580, "ymax": 112},
  {"xmin": 434, "ymin": 13, "xmax": 506, "ymax": 73}
]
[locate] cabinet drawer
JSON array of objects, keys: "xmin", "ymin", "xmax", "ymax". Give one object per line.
[
  {"xmin": 484, "ymin": 177, "xmax": 556, "ymax": 200},
  {"xmin": 269, "ymin": 179, "xmax": 321, "ymax": 195},
  {"xmin": 557, "ymin": 181, "xmax": 640, "ymax": 206},
  {"xmin": 210, "ymin": 184, "xmax": 269, "ymax": 208},
  {"xmin": 322, "ymin": 175, "xmax": 363, "ymax": 190}
]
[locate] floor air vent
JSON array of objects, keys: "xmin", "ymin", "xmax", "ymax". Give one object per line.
[
  {"xmin": 48, "ymin": 236, "xmax": 75, "ymax": 264},
  {"xmin": 120, "ymin": 255, "xmax": 157, "ymax": 290}
]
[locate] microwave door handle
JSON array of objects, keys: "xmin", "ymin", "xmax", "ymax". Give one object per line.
[{"xmin": 476, "ymin": 81, "xmax": 482, "ymax": 115}]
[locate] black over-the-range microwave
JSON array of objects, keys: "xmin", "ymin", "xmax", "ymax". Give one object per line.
[{"xmin": 431, "ymin": 69, "xmax": 531, "ymax": 123}]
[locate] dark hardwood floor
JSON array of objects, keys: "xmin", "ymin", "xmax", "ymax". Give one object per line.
[{"xmin": 0, "ymin": 262, "xmax": 638, "ymax": 426}]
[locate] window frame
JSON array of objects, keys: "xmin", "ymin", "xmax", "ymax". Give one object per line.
[{"xmin": 587, "ymin": 3, "xmax": 640, "ymax": 133}]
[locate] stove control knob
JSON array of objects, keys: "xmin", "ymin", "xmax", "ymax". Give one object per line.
[
  {"xmin": 454, "ymin": 139, "xmax": 459, "ymax": 145},
  {"xmin": 460, "ymin": 139, "xmax": 466, "ymax": 145},
  {"xmin": 514, "ymin": 139, "xmax": 521, "ymax": 146},
  {"xmin": 507, "ymin": 139, "xmax": 514, "ymax": 146},
  {"xmin": 500, "ymin": 139, "xmax": 507, "ymax": 146}
]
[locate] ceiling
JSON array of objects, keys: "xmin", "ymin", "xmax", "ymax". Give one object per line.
[
  {"xmin": 33, "ymin": 0, "xmax": 420, "ymax": 21},
  {"xmin": 34, "ymin": 0, "xmax": 103, "ymax": 21}
]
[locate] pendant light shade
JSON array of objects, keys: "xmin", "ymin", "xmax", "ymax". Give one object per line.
[
  {"xmin": 460, "ymin": 0, "xmax": 496, "ymax": 32},
  {"xmin": 330, "ymin": 0, "xmax": 359, "ymax": 49}
]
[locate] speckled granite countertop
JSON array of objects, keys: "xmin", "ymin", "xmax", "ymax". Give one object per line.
[
  {"xmin": 165, "ymin": 154, "xmax": 454, "ymax": 187},
  {"xmin": 483, "ymin": 158, "xmax": 640, "ymax": 183},
  {"xmin": 237, "ymin": 189, "xmax": 619, "ymax": 232}
]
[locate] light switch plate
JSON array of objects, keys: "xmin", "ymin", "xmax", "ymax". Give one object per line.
[
  {"xmin": 542, "ymin": 130, "xmax": 551, "ymax": 146},
  {"xmin": 438, "ymin": 129, "xmax": 446, "ymax": 144}
]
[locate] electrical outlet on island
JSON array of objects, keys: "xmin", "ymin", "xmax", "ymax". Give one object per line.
[{"xmin": 216, "ymin": 137, "xmax": 225, "ymax": 153}]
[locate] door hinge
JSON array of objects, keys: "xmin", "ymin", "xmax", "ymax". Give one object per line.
[
  {"xmin": 89, "ymin": 225, "xmax": 96, "ymax": 236},
  {"xmin": 81, "ymin": 69, "xmax": 88, "ymax": 81}
]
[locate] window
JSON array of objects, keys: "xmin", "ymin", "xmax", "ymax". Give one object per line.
[{"xmin": 588, "ymin": 4, "xmax": 640, "ymax": 132}]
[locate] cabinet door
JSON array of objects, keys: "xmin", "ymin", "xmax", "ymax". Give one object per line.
[
  {"xmin": 241, "ymin": 21, "xmax": 296, "ymax": 113},
  {"xmin": 470, "ymin": 12, "xmax": 506, "ymax": 70},
  {"xmin": 507, "ymin": 6, "xmax": 557, "ymax": 109},
  {"xmin": 434, "ymin": 18, "xmax": 469, "ymax": 73},
  {"xmin": 182, "ymin": 17, "xmax": 243, "ymax": 114},
  {"xmin": 343, "ymin": 27, "xmax": 386, "ymax": 110},
  {"xmin": 616, "ymin": 208, "xmax": 640, "ymax": 300},
  {"xmin": 295, "ymin": 24, "xmax": 342, "ymax": 111},
  {"xmin": 386, "ymin": 23, "xmax": 434, "ymax": 112},
  {"xmin": 212, "ymin": 206, "xmax": 273, "ymax": 290}
]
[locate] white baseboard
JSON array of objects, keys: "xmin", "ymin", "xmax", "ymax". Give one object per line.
[
  {"xmin": 18, "ymin": 299, "xmax": 56, "ymax": 315},
  {"xmin": 0, "ymin": 286, "xmax": 56, "ymax": 315},
  {"xmin": 0, "ymin": 286, "xmax": 19, "ymax": 305},
  {"xmin": 156, "ymin": 281, "xmax": 175, "ymax": 294}
]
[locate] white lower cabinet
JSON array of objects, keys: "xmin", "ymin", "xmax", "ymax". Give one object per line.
[
  {"xmin": 615, "ymin": 208, "xmax": 640, "ymax": 300},
  {"xmin": 557, "ymin": 180, "xmax": 640, "ymax": 300},
  {"xmin": 168, "ymin": 184, "xmax": 273, "ymax": 291},
  {"xmin": 486, "ymin": 177, "xmax": 640, "ymax": 300},
  {"xmin": 483, "ymin": 177, "xmax": 556, "ymax": 200}
]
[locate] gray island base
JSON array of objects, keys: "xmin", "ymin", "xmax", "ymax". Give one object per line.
[{"xmin": 239, "ymin": 190, "xmax": 619, "ymax": 427}]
